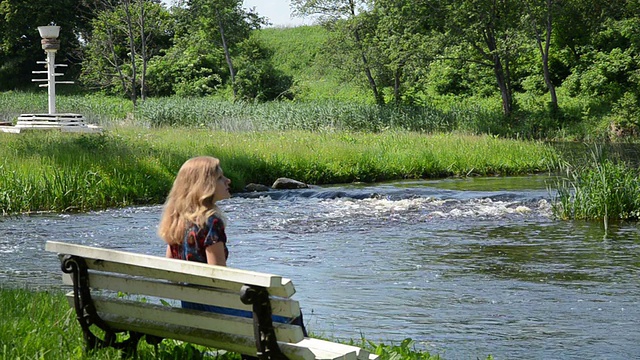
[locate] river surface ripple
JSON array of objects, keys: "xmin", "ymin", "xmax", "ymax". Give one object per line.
[{"xmin": 1, "ymin": 176, "xmax": 638, "ymax": 360}]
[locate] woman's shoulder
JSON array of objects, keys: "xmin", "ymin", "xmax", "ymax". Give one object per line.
[{"xmin": 205, "ymin": 213, "xmax": 225, "ymax": 228}]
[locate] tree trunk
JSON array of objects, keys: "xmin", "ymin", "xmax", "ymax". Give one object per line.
[
  {"xmin": 216, "ymin": 6, "xmax": 237, "ymax": 98},
  {"xmin": 485, "ymin": 28, "xmax": 512, "ymax": 117},
  {"xmin": 353, "ymin": 26, "xmax": 383, "ymax": 105},
  {"xmin": 394, "ymin": 66, "xmax": 402, "ymax": 106},
  {"xmin": 542, "ymin": 0, "xmax": 558, "ymax": 113},
  {"xmin": 527, "ymin": 0, "xmax": 558, "ymax": 114},
  {"xmin": 542, "ymin": 52, "xmax": 558, "ymax": 111},
  {"xmin": 123, "ymin": 0, "xmax": 137, "ymax": 106},
  {"xmin": 348, "ymin": 0, "xmax": 383, "ymax": 105},
  {"xmin": 494, "ymin": 60, "xmax": 512, "ymax": 118},
  {"xmin": 106, "ymin": 27, "xmax": 128, "ymax": 95},
  {"xmin": 139, "ymin": 0, "xmax": 147, "ymax": 102}
]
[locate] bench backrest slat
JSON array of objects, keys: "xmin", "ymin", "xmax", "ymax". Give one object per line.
[
  {"xmin": 83, "ymin": 295, "xmax": 305, "ymax": 343},
  {"xmin": 47, "ymin": 241, "xmax": 295, "ymax": 297},
  {"xmin": 62, "ymin": 272, "xmax": 301, "ymax": 318},
  {"xmin": 63, "ymin": 256, "xmax": 294, "ymax": 298}
]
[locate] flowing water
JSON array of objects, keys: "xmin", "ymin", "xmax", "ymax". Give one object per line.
[{"xmin": 1, "ymin": 175, "xmax": 639, "ymax": 360}]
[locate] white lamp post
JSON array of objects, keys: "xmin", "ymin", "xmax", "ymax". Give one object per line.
[
  {"xmin": 3, "ymin": 25, "xmax": 102, "ymax": 133},
  {"xmin": 37, "ymin": 26, "xmax": 61, "ymax": 114}
]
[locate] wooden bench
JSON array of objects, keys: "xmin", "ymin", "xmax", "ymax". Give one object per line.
[{"xmin": 45, "ymin": 241, "xmax": 376, "ymax": 360}]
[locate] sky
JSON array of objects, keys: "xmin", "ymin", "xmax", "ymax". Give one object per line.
[
  {"xmin": 162, "ymin": 1, "xmax": 314, "ymax": 27},
  {"xmin": 242, "ymin": 0, "xmax": 315, "ymax": 27}
]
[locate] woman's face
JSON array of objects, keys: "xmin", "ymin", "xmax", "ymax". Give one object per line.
[{"xmin": 212, "ymin": 168, "xmax": 231, "ymax": 202}]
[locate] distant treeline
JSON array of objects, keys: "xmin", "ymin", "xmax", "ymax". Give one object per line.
[{"xmin": 1, "ymin": 1, "xmax": 639, "ymax": 137}]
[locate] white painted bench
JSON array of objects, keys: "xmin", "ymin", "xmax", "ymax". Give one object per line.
[{"xmin": 45, "ymin": 241, "xmax": 376, "ymax": 360}]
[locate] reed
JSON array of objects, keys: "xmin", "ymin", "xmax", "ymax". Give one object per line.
[
  {"xmin": 135, "ymin": 98, "xmax": 464, "ymax": 133},
  {"xmin": 1, "ymin": 91, "xmax": 500, "ymax": 134},
  {"xmin": 0, "ymin": 288, "xmax": 442, "ymax": 360},
  {"xmin": 551, "ymin": 146, "xmax": 640, "ymax": 222},
  {"xmin": 0, "ymin": 128, "xmax": 559, "ymax": 214},
  {"xmin": 2, "ymin": 90, "xmax": 597, "ymax": 139}
]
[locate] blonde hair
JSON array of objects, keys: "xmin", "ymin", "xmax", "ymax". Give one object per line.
[{"xmin": 158, "ymin": 156, "xmax": 225, "ymax": 245}]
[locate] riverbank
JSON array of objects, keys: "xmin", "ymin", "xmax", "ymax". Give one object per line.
[
  {"xmin": 0, "ymin": 287, "xmax": 446, "ymax": 360},
  {"xmin": 0, "ymin": 127, "xmax": 559, "ymax": 215}
]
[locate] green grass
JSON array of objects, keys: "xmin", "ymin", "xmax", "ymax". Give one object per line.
[
  {"xmin": 551, "ymin": 145, "xmax": 640, "ymax": 223},
  {"xmin": 0, "ymin": 127, "xmax": 559, "ymax": 214},
  {"xmin": 0, "ymin": 130, "xmax": 176, "ymax": 214},
  {"xmin": 0, "ymin": 288, "xmax": 443, "ymax": 360},
  {"xmin": 253, "ymin": 26, "xmax": 367, "ymax": 102}
]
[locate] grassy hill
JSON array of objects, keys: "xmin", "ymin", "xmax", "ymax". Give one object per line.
[{"xmin": 253, "ymin": 26, "xmax": 373, "ymax": 103}]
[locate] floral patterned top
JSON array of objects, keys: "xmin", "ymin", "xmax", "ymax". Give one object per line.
[{"xmin": 169, "ymin": 214, "xmax": 228, "ymax": 263}]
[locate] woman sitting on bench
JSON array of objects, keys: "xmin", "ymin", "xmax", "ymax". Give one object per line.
[{"xmin": 157, "ymin": 156, "xmax": 307, "ymax": 333}]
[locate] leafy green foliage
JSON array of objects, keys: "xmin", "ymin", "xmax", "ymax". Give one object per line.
[
  {"xmin": 607, "ymin": 91, "xmax": 640, "ymax": 137},
  {"xmin": 80, "ymin": 1, "xmax": 173, "ymax": 98},
  {"xmin": 233, "ymin": 37, "xmax": 293, "ymax": 101},
  {"xmin": 552, "ymin": 146, "xmax": 640, "ymax": 221},
  {"xmin": 369, "ymin": 338, "xmax": 440, "ymax": 360},
  {"xmin": 5, "ymin": 0, "xmax": 640, "ymax": 139},
  {"xmin": 145, "ymin": 42, "xmax": 225, "ymax": 97}
]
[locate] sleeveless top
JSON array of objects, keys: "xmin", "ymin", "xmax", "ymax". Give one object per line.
[{"xmin": 168, "ymin": 214, "xmax": 228, "ymax": 263}]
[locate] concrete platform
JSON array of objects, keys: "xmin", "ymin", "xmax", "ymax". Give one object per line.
[{"xmin": 0, "ymin": 113, "xmax": 102, "ymax": 134}]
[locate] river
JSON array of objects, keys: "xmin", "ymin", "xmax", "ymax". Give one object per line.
[{"xmin": 1, "ymin": 175, "xmax": 638, "ymax": 359}]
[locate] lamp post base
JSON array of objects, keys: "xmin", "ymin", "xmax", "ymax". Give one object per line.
[{"xmin": 0, "ymin": 113, "xmax": 102, "ymax": 133}]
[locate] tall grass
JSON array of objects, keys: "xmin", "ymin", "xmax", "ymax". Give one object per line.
[
  {"xmin": 0, "ymin": 131, "xmax": 175, "ymax": 214},
  {"xmin": 551, "ymin": 146, "xmax": 640, "ymax": 224},
  {"xmin": 1, "ymin": 89, "xmax": 607, "ymax": 139},
  {"xmin": 135, "ymin": 98, "xmax": 469, "ymax": 132},
  {"xmin": 1, "ymin": 91, "xmax": 505, "ymax": 134},
  {"xmin": 0, "ymin": 288, "xmax": 444, "ymax": 360},
  {"xmin": 0, "ymin": 128, "xmax": 559, "ymax": 214}
]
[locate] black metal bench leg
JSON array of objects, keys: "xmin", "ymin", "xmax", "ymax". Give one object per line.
[
  {"xmin": 61, "ymin": 255, "xmax": 146, "ymax": 356},
  {"xmin": 240, "ymin": 285, "xmax": 289, "ymax": 360}
]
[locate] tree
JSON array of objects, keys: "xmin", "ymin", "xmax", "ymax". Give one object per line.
[
  {"xmin": 560, "ymin": 2, "xmax": 640, "ymax": 134},
  {"xmin": 523, "ymin": 0, "xmax": 559, "ymax": 114},
  {"xmin": 372, "ymin": 0, "xmax": 440, "ymax": 105},
  {"xmin": 81, "ymin": 0, "xmax": 172, "ymax": 103},
  {"xmin": 233, "ymin": 37, "xmax": 294, "ymax": 101},
  {"xmin": 123, "ymin": 0, "xmax": 139, "ymax": 105},
  {"xmin": 292, "ymin": 0, "xmax": 385, "ymax": 105},
  {"xmin": 440, "ymin": 0, "xmax": 524, "ymax": 117},
  {"xmin": 144, "ymin": 7, "xmax": 225, "ymax": 97},
  {"xmin": 553, "ymin": 0, "xmax": 627, "ymax": 65},
  {"xmin": 183, "ymin": 0, "xmax": 266, "ymax": 100}
]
